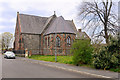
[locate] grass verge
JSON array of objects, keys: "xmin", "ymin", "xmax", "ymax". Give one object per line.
[
  {"xmin": 29, "ymin": 55, "xmax": 73, "ymax": 64},
  {"xmin": 28, "ymin": 55, "xmax": 119, "ymax": 72}
]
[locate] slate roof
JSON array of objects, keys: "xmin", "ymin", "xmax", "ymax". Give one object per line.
[
  {"xmin": 19, "ymin": 14, "xmax": 48, "ymax": 34},
  {"xmin": 76, "ymin": 31, "xmax": 90, "ymax": 40},
  {"xmin": 66, "ymin": 20, "xmax": 78, "ymax": 34},
  {"xmin": 18, "ymin": 13, "xmax": 90, "ymax": 40},
  {"xmin": 44, "ymin": 16, "xmax": 76, "ymax": 35}
]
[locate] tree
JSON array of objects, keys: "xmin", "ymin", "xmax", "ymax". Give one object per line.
[
  {"xmin": 79, "ymin": 0, "xmax": 118, "ymax": 44},
  {"xmin": 70, "ymin": 39, "xmax": 93, "ymax": 66},
  {"xmin": 2, "ymin": 32, "xmax": 13, "ymax": 50}
]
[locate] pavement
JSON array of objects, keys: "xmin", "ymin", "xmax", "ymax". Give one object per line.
[{"xmin": 17, "ymin": 57, "xmax": 119, "ymax": 79}]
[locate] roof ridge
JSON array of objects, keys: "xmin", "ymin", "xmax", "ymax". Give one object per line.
[
  {"xmin": 41, "ymin": 15, "xmax": 56, "ymax": 34},
  {"xmin": 19, "ymin": 13, "xmax": 49, "ymax": 18},
  {"xmin": 43, "ymin": 15, "xmax": 76, "ymax": 35}
]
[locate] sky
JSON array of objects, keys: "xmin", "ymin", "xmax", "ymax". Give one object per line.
[
  {"xmin": 0, "ymin": 0, "xmax": 119, "ymax": 39},
  {"xmin": 0, "ymin": 0, "xmax": 84, "ymax": 35}
]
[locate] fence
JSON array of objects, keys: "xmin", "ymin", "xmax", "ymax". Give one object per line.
[{"xmin": 13, "ymin": 50, "xmax": 25, "ymax": 57}]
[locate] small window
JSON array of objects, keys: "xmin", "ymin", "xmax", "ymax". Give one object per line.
[
  {"xmin": 45, "ymin": 37, "xmax": 47, "ymax": 47},
  {"xmin": 48, "ymin": 37, "xmax": 50, "ymax": 46},
  {"xmin": 67, "ymin": 36, "xmax": 71, "ymax": 46},
  {"xmin": 56, "ymin": 36, "xmax": 60, "ymax": 47}
]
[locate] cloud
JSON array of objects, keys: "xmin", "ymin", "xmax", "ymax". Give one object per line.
[
  {"xmin": 1, "ymin": 0, "xmax": 119, "ymax": 36},
  {"xmin": 0, "ymin": 26, "xmax": 6, "ymax": 29},
  {"xmin": 9, "ymin": 18, "xmax": 16, "ymax": 23},
  {"xmin": 0, "ymin": 0, "xmax": 83, "ymax": 35}
]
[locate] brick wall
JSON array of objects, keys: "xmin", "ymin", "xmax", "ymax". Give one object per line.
[
  {"xmin": 14, "ymin": 21, "xmax": 20, "ymax": 50},
  {"xmin": 43, "ymin": 33, "xmax": 76, "ymax": 55}
]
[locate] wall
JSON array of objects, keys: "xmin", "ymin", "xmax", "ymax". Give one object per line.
[
  {"xmin": 43, "ymin": 33, "xmax": 76, "ymax": 55},
  {"xmin": 22, "ymin": 33, "xmax": 41, "ymax": 54}
]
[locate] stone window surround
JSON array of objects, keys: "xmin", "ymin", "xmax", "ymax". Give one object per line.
[
  {"xmin": 56, "ymin": 36, "xmax": 61, "ymax": 47},
  {"xmin": 67, "ymin": 36, "xmax": 71, "ymax": 46}
]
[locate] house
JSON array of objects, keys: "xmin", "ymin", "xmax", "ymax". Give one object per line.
[{"xmin": 14, "ymin": 12, "xmax": 90, "ymax": 55}]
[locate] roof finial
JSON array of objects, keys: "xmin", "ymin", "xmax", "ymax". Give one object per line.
[
  {"xmin": 72, "ymin": 19, "xmax": 73, "ymax": 22},
  {"xmin": 17, "ymin": 11, "xmax": 19, "ymax": 14},
  {"xmin": 54, "ymin": 11, "xmax": 56, "ymax": 15}
]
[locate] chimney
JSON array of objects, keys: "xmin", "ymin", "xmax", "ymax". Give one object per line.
[{"xmin": 78, "ymin": 29, "xmax": 81, "ymax": 32}]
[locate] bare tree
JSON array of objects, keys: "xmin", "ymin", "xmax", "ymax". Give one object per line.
[
  {"xmin": 2, "ymin": 32, "xmax": 13, "ymax": 50},
  {"xmin": 79, "ymin": 0, "xmax": 118, "ymax": 44}
]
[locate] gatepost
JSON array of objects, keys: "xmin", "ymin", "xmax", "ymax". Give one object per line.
[
  {"xmin": 25, "ymin": 48, "xmax": 28, "ymax": 58},
  {"xmin": 29, "ymin": 50, "xmax": 32, "ymax": 57}
]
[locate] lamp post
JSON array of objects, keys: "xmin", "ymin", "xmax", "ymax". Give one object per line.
[
  {"xmin": 54, "ymin": 11, "xmax": 57, "ymax": 62},
  {"xmin": 55, "ymin": 33, "xmax": 57, "ymax": 62}
]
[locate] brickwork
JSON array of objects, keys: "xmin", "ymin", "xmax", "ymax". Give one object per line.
[
  {"xmin": 14, "ymin": 14, "xmax": 21, "ymax": 50},
  {"xmin": 14, "ymin": 12, "xmax": 88, "ymax": 55},
  {"xmin": 43, "ymin": 33, "xmax": 76, "ymax": 55}
]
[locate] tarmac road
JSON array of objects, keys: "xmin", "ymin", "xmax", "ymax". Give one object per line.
[{"xmin": 2, "ymin": 56, "xmax": 116, "ymax": 80}]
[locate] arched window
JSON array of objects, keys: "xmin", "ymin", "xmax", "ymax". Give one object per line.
[
  {"xmin": 48, "ymin": 37, "xmax": 50, "ymax": 46},
  {"xmin": 67, "ymin": 36, "xmax": 71, "ymax": 46},
  {"xmin": 56, "ymin": 36, "xmax": 60, "ymax": 47}
]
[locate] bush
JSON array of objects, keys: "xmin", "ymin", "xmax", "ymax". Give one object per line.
[
  {"xmin": 70, "ymin": 39, "xmax": 93, "ymax": 66},
  {"xmin": 93, "ymin": 36, "xmax": 120, "ymax": 70}
]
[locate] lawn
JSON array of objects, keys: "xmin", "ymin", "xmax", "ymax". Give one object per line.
[
  {"xmin": 29, "ymin": 55, "xmax": 73, "ymax": 64},
  {"xmin": 28, "ymin": 55, "xmax": 119, "ymax": 72}
]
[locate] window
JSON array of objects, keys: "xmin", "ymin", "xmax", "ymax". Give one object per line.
[
  {"xmin": 67, "ymin": 36, "xmax": 71, "ymax": 46},
  {"xmin": 56, "ymin": 36, "xmax": 60, "ymax": 47},
  {"xmin": 45, "ymin": 37, "xmax": 47, "ymax": 47},
  {"xmin": 48, "ymin": 37, "xmax": 50, "ymax": 46}
]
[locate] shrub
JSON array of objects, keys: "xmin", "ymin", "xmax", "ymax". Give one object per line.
[
  {"xmin": 93, "ymin": 36, "xmax": 120, "ymax": 70},
  {"xmin": 70, "ymin": 39, "xmax": 93, "ymax": 66}
]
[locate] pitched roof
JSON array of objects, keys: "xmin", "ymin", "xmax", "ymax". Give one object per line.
[
  {"xmin": 66, "ymin": 20, "xmax": 78, "ymax": 34},
  {"xmin": 19, "ymin": 14, "xmax": 48, "ymax": 34},
  {"xmin": 76, "ymin": 31, "xmax": 90, "ymax": 40},
  {"xmin": 44, "ymin": 16, "xmax": 76, "ymax": 35},
  {"xmin": 18, "ymin": 13, "xmax": 89, "ymax": 39}
]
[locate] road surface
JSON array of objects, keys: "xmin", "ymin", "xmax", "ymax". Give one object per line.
[
  {"xmin": 2, "ymin": 56, "xmax": 116, "ymax": 80},
  {"xmin": 0, "ymin": 54, "xmax": 2, "ymax": 79},
  {"xmin": 2, "ymin": 56, "xmax": 97, "ymax": 78}
]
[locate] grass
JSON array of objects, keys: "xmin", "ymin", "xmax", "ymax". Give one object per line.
[
  {"xmin": 28, "ymin": 55, "xmax": 119, "ymax": 72},
  {"xmin": 110, "ymin": 68, "xmax": 120, "ymax": 72},
  {"xmin": 29, "ymin": 55, "xmax": 73, "ymax": 64}
]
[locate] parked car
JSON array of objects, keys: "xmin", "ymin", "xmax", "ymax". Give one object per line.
[{"xmin": 4, "ymin": 51, "xmax": 16, "ymax": 59}]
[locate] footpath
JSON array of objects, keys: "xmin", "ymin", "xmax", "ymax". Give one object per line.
[{"xmin": 18, "ymin": 57, "xmax": 119, "ymax": 80}]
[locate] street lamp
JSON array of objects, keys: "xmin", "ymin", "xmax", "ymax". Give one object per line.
[{"xmin": 55, "ymin": 33, "xmax": 57, "ymax": 62}]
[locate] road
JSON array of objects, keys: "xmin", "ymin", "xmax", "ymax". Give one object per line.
[
  {"xmin": 0, "ymin": 54, "xmax": 2, "ymax": 79},
  {"xmin": 2, "ymin": 56, "xmax": 116, "ymax": 80},
  {"xmin": 2, "ymin": 56, "xmax": 97, "ymax": 78}
]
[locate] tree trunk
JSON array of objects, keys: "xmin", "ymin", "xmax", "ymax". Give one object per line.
[{"xmin": 104, "ymin": 25, "xmax": 109, "ymax": 44}]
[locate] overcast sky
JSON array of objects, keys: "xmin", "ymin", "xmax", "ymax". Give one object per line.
[
  {"xmin": 0, "ymin": 0, "xmax": 119, "ymax": 37},
  {"xmin": 0, "ymin": 0, "xmax": 84, "ymax": 35}
]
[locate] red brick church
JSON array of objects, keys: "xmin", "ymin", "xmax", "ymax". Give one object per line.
[{"xmin": 14, "ymin": 12, "xmax": 90, "ymax": 55}]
